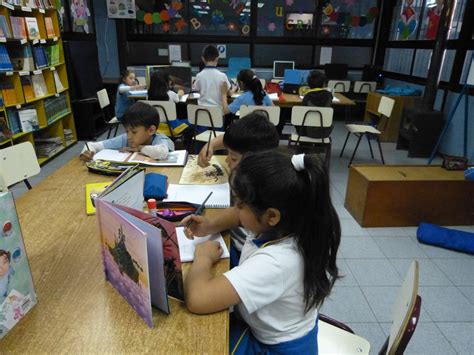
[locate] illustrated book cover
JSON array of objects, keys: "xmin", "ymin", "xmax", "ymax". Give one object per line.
[
  {"xmin": 0, "ymin": 191, "xmax": 37, "ymax": 339},
  {"xmin": 179, "ymin": 155, "xmax": 228, "ymax": 185}
]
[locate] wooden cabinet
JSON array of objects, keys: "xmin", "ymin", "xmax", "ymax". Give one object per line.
[
  {"xmin": 0, "ymin": 2, "xmax": 77, "ymax": 165},
  {"xmin": 364, "ymin": 92, "xmax": 421, "ymax": 142}
]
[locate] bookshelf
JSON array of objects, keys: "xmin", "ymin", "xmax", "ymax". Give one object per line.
[{"xmin": 0, "ymin": 1, "xmax": 77, "ymax": 166}]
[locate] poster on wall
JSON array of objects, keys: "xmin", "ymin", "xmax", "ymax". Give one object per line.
[
  {"xmin": 70, "ymin": 0, "xmax": 94, "ymax": 34},
  {"xmin": 107, "ymin": 0, "xmax": 136, "ymax": 19}
]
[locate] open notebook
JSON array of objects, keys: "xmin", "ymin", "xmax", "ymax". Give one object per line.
[
  {"xmin": 164, "ymin": 183, "xmax": 230, "ymax": 208},
  {"xmin": 175, "ymin": 227, "xmax": 229, "ymax": 262}
]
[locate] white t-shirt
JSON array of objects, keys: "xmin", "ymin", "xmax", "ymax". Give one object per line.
[
  {"xmin": 194, "ymin": 68, "xmax": 230, "ymax": 107},
  {"xmin": 224, "ymin": 236, "xmax": 317, "ymax": 345},
  {"xmin": 167, "ymin": 90, "xmax": 179, "ymax": 103}
]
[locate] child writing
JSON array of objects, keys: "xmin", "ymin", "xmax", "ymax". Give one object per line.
[
  {"xmin": 115, "ymin": 69, "xmax": 146, "ymax": 121},
  {"xmin": 194, "ymin": 45, "xmax": 235, "ymax": 108},
  {"xmin": 185, "ymin": 149, "xmax": 341, "ymax": 353},
  {"xmin": 79, "ymin": 101, "xmax": 174, "ymax": 162},
  {"xmin": 221, "ymin": 69, "xmax": 273, "ymax": 115},
  {"xmin": 184, "ymin": 112, "xmax": 280, "ymax": 267}
]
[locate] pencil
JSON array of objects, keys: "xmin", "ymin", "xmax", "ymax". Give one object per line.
[
  {"xmin": 85, "ymin": 141, "xmax": 91, "ymax": 151},
  {"xmin": 186, "ymin": 191, "xmax": 213, "ymax": 228},
  {"xmin": 206, "ymin": 131, "xmax": 212, "ymax": 158}
]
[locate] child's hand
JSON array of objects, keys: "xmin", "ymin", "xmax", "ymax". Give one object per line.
[
  {"xmin": 198, "ymin": 142, "xmax": 213, "ymax": 167},
  {"xmin": 194, "ymin": 240, "xmax": 223, "ymax": 265},
  {"xmin": 177, "ymin": 89, "xmax": 185, "ymax": 97},
  {"xmin": 80, "ymin": 151, "xmax": 94, "ymax": 162},
  {"xmin": 119, "ymin": 146, "xmax": 140, "ymax": 153},
  {"xmin": 181, "ymin": 215, "xmax": 212, "ymax": 239},
  {"xmin": 133, "ymin": 84, "xmax": 146, "ymax": 90}
]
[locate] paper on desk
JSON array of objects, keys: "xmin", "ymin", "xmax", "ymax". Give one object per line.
[
  {"xmin": 180, "ymin": 94, "xmax": 189, "ymax": 102},
  {"xmin": 332, "ymin": 96, "xmax": 340, "ymax": 103},
  {"xmin": 176, "ymin": 227, "xmax": 229, "ymax": 262},
  {"xmin": 268, "ymin": 93, "xmax": 279, "ymax": 100},
  {"xmin": 129, "ymin": 90, "xmax": 148, "ymax": 96}
]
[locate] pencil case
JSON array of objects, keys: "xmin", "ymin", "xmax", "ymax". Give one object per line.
[
  {"xmin": 86, "ymin": 159, "xmax": 138, "ymax": 176},
  {"xmin": 156, "ymin": 201, "xmax": 200, "ymax": 222},
  {"xmin": 144, "ymin": 173, "xmax": 168, "ymax": 200}
]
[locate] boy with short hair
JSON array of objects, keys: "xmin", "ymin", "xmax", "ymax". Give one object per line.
[
  {"xmin": 183, "ymin": 112, "xmax": 280, "ymax": 266},
  {"xmin": 79, "ymin": 102, "xmax": 174, "ymax": 162},
  {"xmin": 194, "ymin": 45, "xmax": 235, "ymax": 108}
]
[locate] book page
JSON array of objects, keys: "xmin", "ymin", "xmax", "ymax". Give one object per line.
[
  {"xmin": 179, "ymin": 155, "xmax": 228, "ymax": 184},
  {"xmin": 175, "ymin": 227, "xmax": 229, "ymax": 262},
  {"xmin": 129, "ymin": 150, "xmax": 188, "ymax": 167},
  {"xmin": 93, "ymin": 149, "xmax": 132, "ymax": 162},
  {"xmin": 164, "ymin": 183, "xmax": 230, "ymax": 208},
  {"xmin": 98, "ymin": 168, "xmax": 144, "ymax": 211}
]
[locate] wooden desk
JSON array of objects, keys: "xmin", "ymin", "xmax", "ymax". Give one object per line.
[{"xmin": 1, "ymin": 158, "xmax": 229, "ymax": 353}]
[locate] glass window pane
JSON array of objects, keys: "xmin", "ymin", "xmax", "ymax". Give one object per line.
[
  {"xmin": 253, "ymin": 44, "xmax": 313, "ymax": 67},
  {"xmin": 383, "ymin": 48, "xmax": 414, "ymax": 74},
  {"xmin": 440, "ymin": 49, "xmax": 455, "ymax": 82},
  {"xmin": 257, "ymin": 0, "xmax": 316, "ymax": 37},
  {"xmin": 189, "ymin": 0, "xmax": 250, "ymax": 36},
  {"xmin": 389, "ymin": 0, "xmax": 424, "ymax": 40},
  {"xmin": 460, "ymin": 51, "xmax": 474, "ymax": 84},
  {"xmin": 412, "ymin": 49, "xmax": 432, "ymax": 77},
  {"xmin": 130, "ymin": 1, "xmax": 189, "ymax": 35},
  {"xmin": 448, "ymin": 0, "xmax": 467, "ymax": 39},
  {"xmin": 418, "ymin": 0, "xmax": 467, "ymax": 40},
  {"xmin": 319, "ymin": 0, "xmax": 379, "ymax": 39}
]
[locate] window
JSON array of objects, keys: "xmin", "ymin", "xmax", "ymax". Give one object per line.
[
  {"xmin": 460, "ymin": 51, "xmax": 474, "ymax": 84},
  {"xmin": 319, "ymin": 0, "xmax": 379, "ymax": 39},
  {"xmin": 412, "ymin": 49, "xmax": 432, "ymax": 77},
  {"xmin": 389, "ymin": 0, "xmax": 424, "ymax": 40},
  {"xmin": 383, "ymin": 48, "xmax": 414, "ymax": 74}
]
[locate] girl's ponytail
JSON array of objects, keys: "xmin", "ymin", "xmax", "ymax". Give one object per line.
[{"xmin": 237, "ymin": 69, "xmax": 266, "ymax": 105}]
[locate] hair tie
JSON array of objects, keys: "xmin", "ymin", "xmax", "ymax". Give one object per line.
[
  {"xmin": 291, "ymin": 154, "xmax": 305, "ymax": 171},
  {"xmin": 252, "ymin": 76, "xmax": 257, "ymax": 80}
]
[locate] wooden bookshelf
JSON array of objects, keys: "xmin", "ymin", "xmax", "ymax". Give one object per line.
[{"xmin": 0, "ymin": 1, "xmax": 76, "ymax": 165}]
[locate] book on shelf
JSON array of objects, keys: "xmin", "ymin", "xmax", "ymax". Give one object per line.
[
  {"xmin": 53, "ymin": 70, "xmax": 64, "ymax": 92},
  {"xmin": 10, "ymin": 45, "xmax": 35, "ymax": 72},
  {"xmin": 31, "ymin": 73, "xmax": 47, "ymax": 97},
  {"xmin": 18, "ymin": 108, "xmax": 39, "ymax": 133},
  {"xmin": 179, "ymin": 155, "xmax": 229, "ymax": 184},
  {"xmin": 0, "ymin": 77, "xmax": 18, "ymax": 106},
  {"xmin": 10, "ymin": 17, "xmax": 27, "ymax": 40},
  {"xmin": 0, "ymin": 191, "xmax": 38, "ymax": 340},
  {"xmin": 164, "ymin": 183, "xmax": 231, "ymax": 208},
  {"xmin": 93, "ymin": 149, "xmax": 189, "ymax": 167},
  {"xmin": 64, "ymin": 128, "xmax": 73, "ymax": 144},
  {"xmin": 45, "ymin": 43, "xmax": 59, "ymax": 66},
  {"xmin": 20, "ymin": 76, "xmax": 35, "ymax": 101},
  {"xmin": 5, "ymin": 109, "xmax": 20, "ymax": 134},
  {"xmin": 34, "ymin": 136, "xmax": 63, "ymax": 157},
  {"xmin": 0, "ymin": 45, "xmax": 13, "ymax": 72},
  {"xmin": 96, "ymin": 199, "xmax": 184, "ymax": 327},
  {"xmin": 44, "ymin": 17, "xmax": 55, "ymax": 38},
  {"xmin": 32, "ymin": 46, "xmax": 48, "ymax": 69},
  {"xmin": 0, "ymin": 15, "xmax": 12, "ymax": 39},
  {"xmin": 43, "ymin": 93, "xmax": 69, "ymax": 123},
  {"xmin": 24, "ymin": 17, "xmax": 40, "ymax": 41}
]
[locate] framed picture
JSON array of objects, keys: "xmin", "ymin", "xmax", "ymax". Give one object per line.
[{"xmin": 69, "ymin": 0, "xmax": 95, "ymax": 34}]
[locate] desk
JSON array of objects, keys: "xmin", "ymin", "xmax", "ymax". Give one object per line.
[{"xmin": 1, "ymin": 158, "xmax": 229, "ymax": 353}]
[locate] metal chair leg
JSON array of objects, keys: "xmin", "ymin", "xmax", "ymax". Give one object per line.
[
  {"xmin": 107, "ymin": 125, "xmax": 113, "ymax": 139},
  {"xmin": 348, "ymin": 134, "xmax": 363, "ymax": 167},
  {"xmin": 325, "ymin": 142, "xmax": 332, "ymax": 170},
  {"xmin": 367, "ymin": 135, "xmax": 374, "ymax": 158},
  {"xmin": 340, "ymin": 131, "xmax": 351, "ymax": 157},
  {"xmin": 24, "ymin": 179, "xmax": 32, "ymax": 190},
  {"xmin": 376, "ymin": 136, "xmax": 385, "ymax": 164},
  {"xmin": 114, "ymin": 123, "xmax": 119, "ymax": 137}
]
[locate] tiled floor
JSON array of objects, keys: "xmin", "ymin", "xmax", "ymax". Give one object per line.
[{"xmin": 9, "ymin": 121, "xmax": 474, "ymax": 354}]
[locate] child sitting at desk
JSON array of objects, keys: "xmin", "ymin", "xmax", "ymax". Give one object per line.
[
  {"xmin": 115, "ymin": 69, "xmax": 146, "ymax": 121},
  {"xmin": 185, "ymin": 149, "xmax": 341, "ymax": 354},
  {"xmin": 221, "ymin": 69, "xmax": 273, "ymax": 115},
  {"xmin": 79, "ymin": 102, "xmax": 174, "ymax": 162}
]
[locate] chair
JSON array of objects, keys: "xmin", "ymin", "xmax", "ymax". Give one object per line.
[
  {"xmin": 327, "ymin": 80, "xmax": 351, "ymax": 93},
  {"xmin": 139, "ymin": 100, "xmax": 183, "ymax": 144},
  {"xmin": 259, "ymin": 78, "xmax": 266, "ymax": 88},
  {"xmin": 339, "ymin": 96, "xmax": 395, "ymax": 167},
  {"xmin": 186, "ymin": 104, "xmax": 224, "ymax": 152},
  {"xmin": 0, "ymin": 142, "xmax": 40, "ymax": 192},
  {"xmin": 318, "ymin": 260, "xmax": 421, "ymax": 355},
  {"xmin": 97, "ymin": 89, "xmax": 120, "ymax": 139},
  {"xmin": 288, "ymin": 106, "xmax": 333, "ymax": 167},
  {"xmin": 239, "ymin": 105, "xmax": 280, "ymax": 125},
  {"xmin": 353, "ymin": 81, "xmax": 376, "ymax": 94}
]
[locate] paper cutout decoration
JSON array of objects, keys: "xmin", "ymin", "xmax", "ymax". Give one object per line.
[{"xmin": 398, "ymin": 0, "xmax": 417, "ymax": 39}]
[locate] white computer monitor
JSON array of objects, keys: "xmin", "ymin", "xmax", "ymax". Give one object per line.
[{"xmin": 273, "ymin": 61, "xmax": 295, "ymax": 80}]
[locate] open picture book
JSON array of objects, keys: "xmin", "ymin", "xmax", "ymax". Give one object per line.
[{"xmin": 93, "ymin": 149, "xmax": 188, "ymax": 167}]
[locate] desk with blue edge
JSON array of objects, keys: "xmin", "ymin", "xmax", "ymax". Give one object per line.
[{"xmin": 1, "ymin": 157, "xmax": 230, "ymax": 353}]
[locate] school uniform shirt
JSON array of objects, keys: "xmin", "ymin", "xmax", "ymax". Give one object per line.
[
  {"xmin": 115, "ymin": 84, "xmax": 133, "ymax": 120},
  {"xmin": 228, "ymin": 91, "xmax": 273, "ymax": 115},
  {"xmin": 167, "ymin": 90, "xmax": 180, "ymax": 103},
  {"xmin": 81, "ymin": 133, "xmax": 174, "ymax": 160},
  {"xmin": 224, "ymin": 236, "xmax": 317, "ymax": 345},
  {"xmin": 302, "ymin": 88, "xmax": 333, "ymax": 107},
  {"xmin": 194, "ymin": 67, "xmax": 231, "ymax": 107}
]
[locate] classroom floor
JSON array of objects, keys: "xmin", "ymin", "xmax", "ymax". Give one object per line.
[{"xmin": 9, "ymin": 122, "xmax": 474, "ymax": 355}]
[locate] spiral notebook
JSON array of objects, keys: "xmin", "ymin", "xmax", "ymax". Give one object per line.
[{"xmin": 164, "ymin": 183, "xmax": 230, "ymax": 208}]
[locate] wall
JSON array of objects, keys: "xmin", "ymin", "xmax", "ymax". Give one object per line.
[{"xmin": 93, "ymin": 1, "xmax": 120, "ymax": 81}]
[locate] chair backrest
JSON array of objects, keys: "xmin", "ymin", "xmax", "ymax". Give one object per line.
[
  {"xmin": 291, "ymin": 106, "xmax": 333, "ymax": 129},
  {"xmin": 0, "ymin": 142, "xmax": 40, "ymax": 192},
  {"xmin": 378, "ymin": 96, "xmax": 395, "ymax": 118},
  {"xmin": 384, "ymin": 260, "xmax": 421, "ymax": 355},
  {"xmin": 259, "ymin": 78, "xmax": 266, "ymax": 88},
  {"xmin": 96, "ymin": 89, "xmax": 110, "ymax": 109},
  {"xmin": 187, "ymin": 104, "xmax": 224, "ymax": 129},
  {"xmin": 327, "ymin": 80, "xmax": 351, "ymax": 93},
  {"xmin": 239, "ymin": 105, "xmax": 280, "ymax": 125},
  {"xmin": 139, "ymin": 100, "xmax": 177, "ymax": 122},
  {"xmin": 353, "ymin": 81, "xmax": 376, "ymax": 93}
]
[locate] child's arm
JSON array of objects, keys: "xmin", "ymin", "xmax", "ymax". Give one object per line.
[
  {"xmin": 197, "ymin": 134, "xmax": 225, "ymax": 167},
  {"xmin": 139, "ymin": 144, "xmax": 170, "ymax": 160},
  {"xmin": 79, "ymin": 141, "xmax": 104, "ymax": 162},
  {"xmin": 181, "ymin": 206, "xmax": 240, "ymax": 239},
  {"xmin": 185, "ymin": 241, "xmax": 241, "ymax": 314},
  {"xmin": 220, "ymin": 82, "xmax": 231, "ymax": 115}
]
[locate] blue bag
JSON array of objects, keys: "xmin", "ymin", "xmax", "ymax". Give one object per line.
[
  {"xmin": 143, "ymin": 173, "xmax": 168, "ymax": 200},
  {"xmin": 417, "ymin": 223, "xmax": 474, "ymax": 255}
]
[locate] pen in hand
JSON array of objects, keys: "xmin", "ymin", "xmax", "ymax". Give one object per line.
[
  {"xmin": 206, "ymin": 131, "xmax": 212, "ymax": 159},
  {"xmin": 185, "ymin": 192, "xmax": 213, "ymax": 229}
]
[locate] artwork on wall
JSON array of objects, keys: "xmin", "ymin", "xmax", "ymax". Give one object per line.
[
  {"xmin": 134, "ymin": 0, "xmax": 188, "ymax": 35},
  {"xmin": 107, "ymin": 0, "xmax": 137, "ymax": 19},
  {"xmin": 397, "ymin": 0, "xmax": 417, "ymax": 40},
  {"xmin": 70, "ymin": 0, "xmax": 94, "ymax": 34},
  {"xmin": 425, "ymin": 0, "xmax": 443, "ymax": 40}
]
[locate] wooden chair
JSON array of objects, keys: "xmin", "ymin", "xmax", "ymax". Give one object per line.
[
  {"xmin": 327, "ymin": 80, "xmax": 351, "ymax": 93},
  {"xmin": 239, "ymin": 105, "xmax": 280, "ymax": 125},
  {"xmin": 339, "ymin": 96, "xmax": 395, "ymax": 167},
  {"xmin": 186, "ymin": 104, "xmax": 224, "ymax": 152},
  {"xmin": 0, "ymin": 142, "xmax": 40, "ymax": 192},
  {"xmin": 139, "ymin": 100, "xmax": 183, "ymax": 144},
  {"xmin": 97, "ymin": 89, "xmax": 120, "ymax": 139},
  {"xmin": 318, "ymin": 260, "xmax": 421, "ymax": 355},
  {"xmin": 288, "ymin": 106, "xmax": 333, "ymax": 168},
  {"xmin": 353, "ymin": 81, "xmax": 376, "ymax": 94}
]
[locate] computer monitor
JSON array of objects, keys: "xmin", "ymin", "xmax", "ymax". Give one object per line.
[
  {"xmin": 146, "ymin": 65, "xmax": 192, "ymax": 93},
  {"xmin": 324, "ymin": 63, "xmax": 348, "ymax": 80},
  {"xmin": 273, "ymin": 61, "xmax": 295, "ymax": 80}
]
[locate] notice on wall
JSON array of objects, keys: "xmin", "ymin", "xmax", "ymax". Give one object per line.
[
  {"xmin": 169, "ymin": 45, "xmax": 182, "ymax": 63},
  {"xmin": 217, "ymin": 44, "xmax": 227, "ymax": 59},
  {"xmin": 107, "ymin": 0, "xmax": 136, "ymax": 19},
  {"xmin": 320, "ymin": 47, "xmax": 332, "ymax": 65}
]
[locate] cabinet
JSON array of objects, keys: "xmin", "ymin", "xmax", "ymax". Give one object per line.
[
  {"xmin": 0, "ymin": 1, "xmax": 77, "ymax": 165},
  {"xmin": 364, "ymin": 92, "xmax": 421, "ymax": 142}
]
